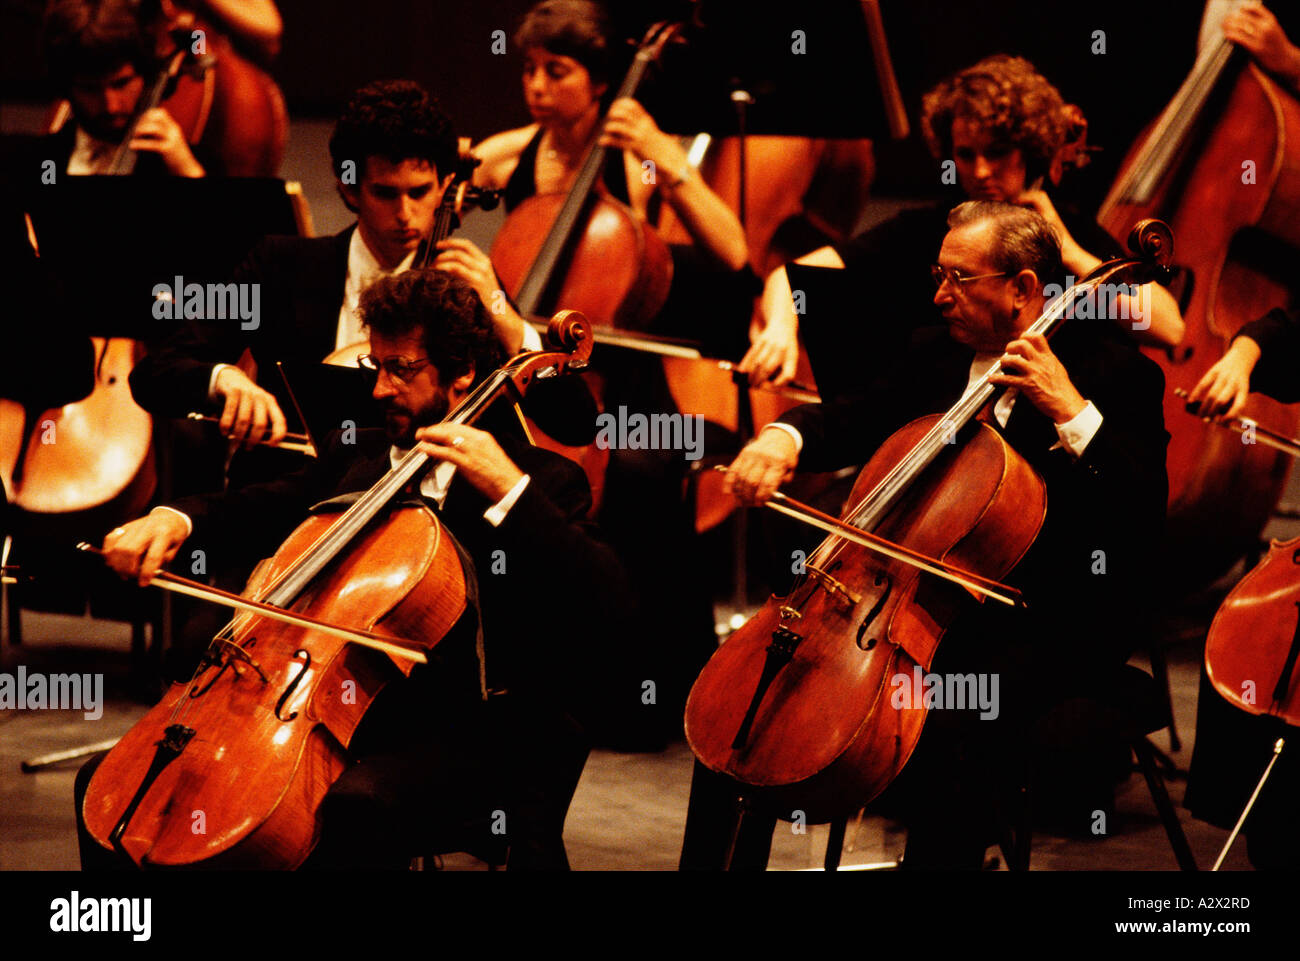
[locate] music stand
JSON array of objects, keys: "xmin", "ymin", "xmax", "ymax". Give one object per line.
[{"xmin": 10, "ymin": 178, "xmax": 310, "ymax": 772}]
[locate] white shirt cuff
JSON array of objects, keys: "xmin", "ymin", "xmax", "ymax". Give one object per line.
[
  {"xmin": 483, "ymin": 474, "xmax": 531, "ymax": 527},
  {"xmin": 151, "ymin": 505, "xmax": 193, "ymax": 537},
  {"xmin": 1051, "ymin": 401, "xmax": 1103, "ymax": 459},
  {"xmin": 520, "ymin": 322, "xmax": 543, "ymax": 352},
  {"xmin": 208, "ymin": 363, "xmax": 233, "ymax": 402},
  {"xmin": 762, "ymin": 422, "xmax": 803, "ymax": 456}
]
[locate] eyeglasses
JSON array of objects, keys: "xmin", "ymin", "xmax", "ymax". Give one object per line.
[
  {"xmin": 357, "ymin": 354, "xmax": 431, "ymax": 385},
  {"xmin": 930, "ymin": 265, "xmax": 1008, "ymax": 290}
]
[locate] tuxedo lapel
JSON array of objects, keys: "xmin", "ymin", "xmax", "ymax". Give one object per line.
[{"xmin": 290, "ymin": 227, "xmax": 354, "ymax": 360}]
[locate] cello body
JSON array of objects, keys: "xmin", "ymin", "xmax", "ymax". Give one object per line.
[
  {"xmin": 491, "ymin": 190, "xmax": 669, "ymax": 516},
  {"xmin": 82, "ymin": 506, "xmax": 466, "ymax": 868},
  {"xmin": 685, "ymin": 415, "xmax": 1045, "ymax": 822},
  {"xmin": 656, "ymin": 135, "xmax": 875, "ymax": 278},
  {"xmin": 1204, "ymin": 533, "xmax": 1300, "ymax": 726},
  {"xmin": 492, "ymin": 190, "xmax": 673, "ymax": 331},
  {"xmin": 3, "ymin": 337, "xmax": 155, "ymax": 539},
  {"xmin": 80, "ymin": 312, "xmax": 592, "ymax": 869},
  {"xmin": 182, "ymin": 29, "xmax": 287, "ymax": 177},
  {"xmin": 1099, "ymin": 54, "xmax": 1300, "ymax": 585}
]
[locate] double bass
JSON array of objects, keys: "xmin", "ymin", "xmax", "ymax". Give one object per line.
[
  {"xmin": 80, "ymin": 315, "xmax": 591, "ymax": 868},
  {"xmin": 1098, "ymin": 3, "xmax": 1300, "ymax": 586},
  {"xmin": 685, "ymin": 222, "xmax": 1173, "ymax": 822}
]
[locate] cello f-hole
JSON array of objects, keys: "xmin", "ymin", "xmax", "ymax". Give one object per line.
[
  {"xmin": 856, "ymin": 573, "xmax": 892, "ymax": 651},
  {"xmin": 275, "ymin": 650, "xmax": 311, "ymax": 722}
]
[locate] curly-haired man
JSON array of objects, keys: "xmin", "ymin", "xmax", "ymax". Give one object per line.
[
  {"xmin": 82, "ymin": 270, "xmax": 632, "ymax": 870},
  {"xmin": 130, "ymin": 79, "xmax": 539, "ymax": 449}
]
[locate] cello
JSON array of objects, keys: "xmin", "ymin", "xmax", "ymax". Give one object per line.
[
  {"xmin": 685, "ymin": 222, "xmax": 1173, "ymax": 823},
  {"xmin": 1171, "ymin": 395, "xmax": 1300, "ymax": 867},
  {"xmin": 80, "ymin": 314, "xmax": 591, "ymax": 868},
  {"xmin": 0, "ymin": 217, "xmax": 155, "ymax": 543},
  {"xmin": 1097, "ymin": 1, "xmax": 1300, "ymax": 586},
  {"xmin": 485, "ymin": 16, "xmax": 688, "ymax": 513},
  {"xmin": 488, "ymin": 20, "xmax": 680, "ymax": 331},
  {"xmin": 46, "ymin": 2, "xmax": 288, "ymax": 177},
  {"xmin": 318, "ymin": 166, "xmax": 503, "ymax": 368}
]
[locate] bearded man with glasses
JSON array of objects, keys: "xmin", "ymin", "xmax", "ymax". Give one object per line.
[{"xmin": 83, "ymin": 270, "xmax": 632, "ymax": 870}]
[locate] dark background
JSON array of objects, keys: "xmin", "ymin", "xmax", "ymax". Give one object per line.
[{"xmin": 0, "ymin": 0, "xmax": 1210, "ymax": 206}]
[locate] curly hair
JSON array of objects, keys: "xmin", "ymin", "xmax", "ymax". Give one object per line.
[
  {"xmin": 328, "ymin": 80, "xmax": 457, "ymax": 189},
  {"xmin": 43, "ymin": 0, "xmax": 151, "ymax": 86},
  {"xmin": 359, "ymin": 270, "xmax": 506, "ymax": 388},
  {"xmin": 921, "ymin": 55, "xmax": 1083, "ymax": 183},
  {"xmin": 514, "ymin": 0, "xmax": 613, "ymax": 86}
]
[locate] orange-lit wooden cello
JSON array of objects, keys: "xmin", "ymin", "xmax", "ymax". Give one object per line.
[
  {"xmin": 489, "ymin": 20, "xmax": 681, "ymax": 332},
  {"xmin": 1200, "ymin": 528, "xmax": 1298, "ymax": 870},
  {"xmin": 1098, "ymin": 3, "xmax": 1300, "ymax": 586},
  {"xmin": 685, "ymin": 222, "xmax": 1174, "ymax": 822},
  {"xmin": 486, "ymin": 20, "xmax": 686, "ymax": 514},
  {"xmin": 0, "ymin": 216, "xmax": 154, "ymax": 541},
  {"xmin": 80, "ymin": 314, "xmax": 591, "ymax": 868}
]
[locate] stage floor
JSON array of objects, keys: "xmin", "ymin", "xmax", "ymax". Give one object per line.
[{"xmin": 0, "ymin": 604, "xmax": 1256, "ymax": 872}]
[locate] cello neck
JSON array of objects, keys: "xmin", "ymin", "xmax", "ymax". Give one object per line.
[
  {"xmin": 1101, "ymin": 12, "xmax": 1244, "ymax": 212},
  {"xmin": 414, "ymin": 190, "xmax": 459, "ymax": 270},
  {"xmin": 414, "ymin": 180, "xmax": 502, "ymax": 269},
  {"xmin": 256, "ymin": 363, "xmax": 515, "ymax": 610},
  {"xmin": 108, "ymin": 48, "xmax": 188, "ymax": 175},
  {"xmin": 248, "ymin": 311, "xmax": 594, "ymax": 613},
  {"xmin": 841, "ymin": 246, "xmax": 1170, "ymax": 537}
]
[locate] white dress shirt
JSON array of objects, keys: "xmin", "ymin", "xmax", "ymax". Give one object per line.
[
  {"xmin": 338, "ymin": 229, "xmax": 418, "ymax": 351},
  {"xmin": 208, "ymin": 227, "xmax": 541, "ymax": 398},
  {"xmin": 766, "ymin": 352, "xmax": 1102, "ymax": 460},
  {"xmin": 387, "ymin": 446, "xmax": 531, "ymax": 527},
  {"xmin": 154, "ymin": 454, "xmax": 531, "ymax": 536},
  {"xmin": 67, "ymin": 127, "xmax": 118, "ymax": 175}
]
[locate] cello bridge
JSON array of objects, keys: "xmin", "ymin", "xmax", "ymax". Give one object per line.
[
  {"xmin": 214, "ymin": 636, "xmax": 269, "ymax": 684},
  {"xmin": 804, "ymin": 563, "xmax": 862, "ymax": 608}
]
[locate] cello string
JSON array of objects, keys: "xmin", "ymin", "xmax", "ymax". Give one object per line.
[
  {"xmin": 246, "ymin": 365, "xmax": 512, "ymax": 610},
  {"xmin": 818, "ymin": 275, "xmax": 1103, "ymax": 574},
  {"xmin": 1135, "ymin": 38, "xmax": 1235, "ymax": 202},
  {"xmin": 163, "ymin": 339, "xmax": 574, "ymax": 728}
]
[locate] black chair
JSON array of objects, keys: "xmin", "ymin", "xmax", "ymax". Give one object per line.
[
  {"xmin": 822, "ymin": 665, "xmax": 1197, "ymax": 871},
  {"xmin": 996, "ymin": 664, "xmax": 1197, "ymax": 871},
  {"xmin": 413, "ymin": 815, "xmax": 510, "ymax": 870}
]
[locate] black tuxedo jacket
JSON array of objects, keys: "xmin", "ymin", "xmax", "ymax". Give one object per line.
[
  {"xmin": 2, "ymin": 124, "xmax": 172, "ymax": 181},
  {"xmin": 130, "ymin": 228, "xmax": 352, "ymax": 417},
  {"xmin": 780, "ymin": 322, "xmax": 1169, "ymax": 703},
  {"xmin": 128, "ymin": 227, "xmax": 600, "ymax": 448},
  {"xmin": 170, "ymin": 424, "xmax": 631, "ymax": 721},
  {"xmin": 1240, "ymin": 307, "xmax": 1300, "ymax": 403}
]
